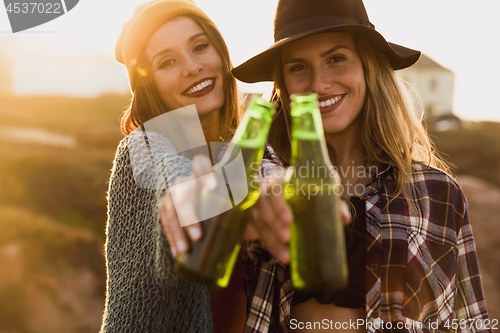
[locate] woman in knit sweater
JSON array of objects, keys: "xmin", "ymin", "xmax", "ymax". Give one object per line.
[{"xmin": 100, "ymin": 0, "xmax": 244, "ymax": 332}]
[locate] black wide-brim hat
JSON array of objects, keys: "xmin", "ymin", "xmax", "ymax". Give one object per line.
[{"xmin": 232, "ymin": 0, "xmax": 421, "ymax": 83}]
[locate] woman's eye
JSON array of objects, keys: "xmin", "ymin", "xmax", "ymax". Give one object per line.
[
  {"xmin": 159, "ymin": 59, "xmax": 175, "ymax": 69},
  {"xmin": 194, "ymin": 43, "xmax": 209, "ymax": 53},
  {"xmin": 289, "ymin": 64, "xmax": 307, "ymax": 72},
  {"xmin": 328, "ymin": 55, "xmax": 346, "ymax": 63}
]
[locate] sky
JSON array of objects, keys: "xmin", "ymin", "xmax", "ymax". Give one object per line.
[{"xmin": 0, "ymin": 0, "xmax": 499, "ymax": 121}]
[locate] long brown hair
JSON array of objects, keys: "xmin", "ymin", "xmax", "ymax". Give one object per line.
[
  {"xmin": 268, "ymin": 34, "xmax": 450, "ymax": 203},
  {"xmin": 120, "ymin": 15, "xmax": 239, "ymax": 140}
]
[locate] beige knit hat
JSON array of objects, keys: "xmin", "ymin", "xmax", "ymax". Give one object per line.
[{"xmin": 115, "ymin": 0, "xmax": 214, "ymax": 90}]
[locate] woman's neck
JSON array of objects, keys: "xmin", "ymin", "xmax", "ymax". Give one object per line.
[
  {"xmin": 325, "ymin": 117, "xmax": 365, "ymax": 170},
  {"xmin": 199, "ymin": 109, "xmax": 221, "ymax": 143},
  {"xmin": 324, "ymin": 117, "xmax": 373, "ymax": 198}
]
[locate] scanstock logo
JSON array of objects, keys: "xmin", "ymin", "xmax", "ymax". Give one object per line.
[
  {"xmin": 128, "ymin": 105, "xmax": 250, "ymax": 227},
  {"xmin": 3, "ymin": 0, "xmax": 79, "ymax": 33}
]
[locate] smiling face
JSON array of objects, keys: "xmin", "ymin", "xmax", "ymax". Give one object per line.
[
  {"xmin": 145, "ymin": 16, "xmax": 225, "ymax": 117},
  {"xmin": 281, "ymin": 32, "xmax": 366, "ymax": 136}
]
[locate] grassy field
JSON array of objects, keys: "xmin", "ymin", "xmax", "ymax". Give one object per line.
[
  {"xmin": 0, "ymin": 94, "xmax": 130, "ymax": 239},
  {"xmin": 429, "ymin": 121, "xmax": 500, "ymax": 188}
]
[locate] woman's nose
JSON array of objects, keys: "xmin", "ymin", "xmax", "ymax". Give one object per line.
[
  {"xmin": 310, "ymin": 69, "xmax": 332, "ymax": 95},
  {"xmin": 183, "ymin": 56, "xmax": 203, "ymax": 76}
]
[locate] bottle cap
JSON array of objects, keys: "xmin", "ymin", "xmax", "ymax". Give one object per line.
[{"xmin": 250, "ymin": 96, "xmax": 277, "ymax": 115}]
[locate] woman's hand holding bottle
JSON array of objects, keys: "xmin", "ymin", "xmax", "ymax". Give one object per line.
[
  {"xmin": 159, "ymin": 154, "xmax": 215, "ymax": 258},
  {"xmin": 159, "ymin": 155, "xmax": 352, "ymax": 264}
]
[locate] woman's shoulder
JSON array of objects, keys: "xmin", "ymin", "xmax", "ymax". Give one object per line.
[
  {"xmin": 412, "ymin": 162, "xmax": 455, "ymax": 180},
  {"xmin": 113, "ymin": 131, "xmax": 179, "ymax": 162},
  {"xmin": 412, "ymin": 162, "xmax": 458, "ymax": 185},
  {"xmin": 126, "ymin": 130, "xmax": 177, "ymax": 151},
  {"xmin": 110, "ymin": 131, "xmax": 190, "ymax": 190},
  {"xmin": 411, "ymin": 162, "xmax": 467, "ymax": 206}
]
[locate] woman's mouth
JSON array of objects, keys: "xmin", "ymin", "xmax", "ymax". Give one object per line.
[
  {"xmin": 183, "ymin": 78, "xmax": 216, "ymax": 97},
  {"xmin": 318, "ymin": 94, "xmax": 346, "ymax": 113}
]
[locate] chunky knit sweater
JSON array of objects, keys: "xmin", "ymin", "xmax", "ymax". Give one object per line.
[{"xmin": 99, "ymin": 131, "xmax": 213, "ymax": 333}]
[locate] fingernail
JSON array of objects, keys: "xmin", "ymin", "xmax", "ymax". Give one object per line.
[
  {"xmin": 280, "ymin": 228, "xmax": 290, "ymax": 241},
  {"xmin": 189, "ymin": 226, "xmax": 201, "ymax": 241},
  {"xmin": 205, "ymin": 174, "xmax": 217, "ymax": 190},
  {"xmin": 281, "ymin": 210, "xmax": 292, "ymax": 223},
  {"xmin": 280, "ymin": 250, "xmax": 290, "ymax": 263},
  {"xmin": 177, "ymin": 239, "xmax": 187, "ymax": 253}
]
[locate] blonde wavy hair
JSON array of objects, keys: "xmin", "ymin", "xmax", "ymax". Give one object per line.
[
  {"xmin": 120, "ymin": 15, "xmax": 240, "ymax": 140},
  {"xmin": 267, "ymin": 34, "xmax": 450, "ymax": 204}
]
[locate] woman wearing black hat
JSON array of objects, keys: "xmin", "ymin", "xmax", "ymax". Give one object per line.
[{"xmin": 232, "ymin": 0, "xmax": 491, "ymax": 332}]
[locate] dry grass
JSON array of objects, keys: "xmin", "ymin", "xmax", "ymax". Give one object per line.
[
  {"xmin": 430, "ymin": 121, "xmax": 500, "ymax": 188},
  {"xmin": 0, "ymin": 93, "xmax": 130, "ymax": 237}
]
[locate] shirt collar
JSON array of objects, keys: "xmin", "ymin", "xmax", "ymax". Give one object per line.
[{"xmin": 364, "ymin": 163, "xmax": 395, "ymax": 197}]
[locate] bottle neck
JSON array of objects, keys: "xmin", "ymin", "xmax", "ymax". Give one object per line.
[
  {"xmin": 215, "ymin": 100, "xmax": 273, "ymax": 172},
  {"xmin": 290, "ymin": 108, "xmax": 331, "ymax": 167},
  {"xmin": 232, "ymin": 103, "xmax": 273, "ymax": 148}
]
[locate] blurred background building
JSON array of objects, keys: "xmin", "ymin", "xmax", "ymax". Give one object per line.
[
  {"xmin": 399, "ymin": 54, "xmax": 455, "ymax": 117},
  {"xmin": 399, "ymin": 54, "xmax": 461, "ymax": 131}
]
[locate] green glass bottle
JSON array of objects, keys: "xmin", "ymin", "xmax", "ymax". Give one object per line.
[
  {"xmin": 175, "ymin": 97, "xmax": 274, "ymax": 287},
  {"xmin": 285, "ymin": 93, "xmax": 348, "ymax": 292}
]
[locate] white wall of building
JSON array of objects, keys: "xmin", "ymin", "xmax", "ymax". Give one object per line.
[{"xmin": 399, "ymin": 66, "xmax": 455, "ymax": 117}]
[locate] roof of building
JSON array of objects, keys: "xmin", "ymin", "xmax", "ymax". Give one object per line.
[{"xmin": 412, "ymin": 54, "xmax": 453, "ymax": 73}]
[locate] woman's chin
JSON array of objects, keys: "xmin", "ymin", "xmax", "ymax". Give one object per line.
[
  {"xmin": 195, "ymin": 104, "xmax": 223, "ymax": 118},
  {"xmin": 322, "ymin": 114, "xmax": 363, "ymax": 137},
  {"xmin": 322, "ymin": 122, "xmax": 348, "ymax": 135},
  {"xmin": 194, "ymin": 99, "xmax": 224, "ymax": 117}
]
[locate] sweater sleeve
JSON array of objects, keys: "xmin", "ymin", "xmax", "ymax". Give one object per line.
[{"xmin": 100, "ymin": 132, "xmax": 213, "ymax": 333}]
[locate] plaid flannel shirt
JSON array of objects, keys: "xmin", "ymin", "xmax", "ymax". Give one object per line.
[{"xmin": 242, "ymin": 162, "xmax": 490, "ymax": 333}]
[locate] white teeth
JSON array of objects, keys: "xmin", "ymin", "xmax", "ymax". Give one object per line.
[
  {"xmin": 186, "ymin": 79, "xmax": 213, "ymax": 95},
  {"xmin": 319, "ymin": 94, "xmax": 345, "ymax": 108}
]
